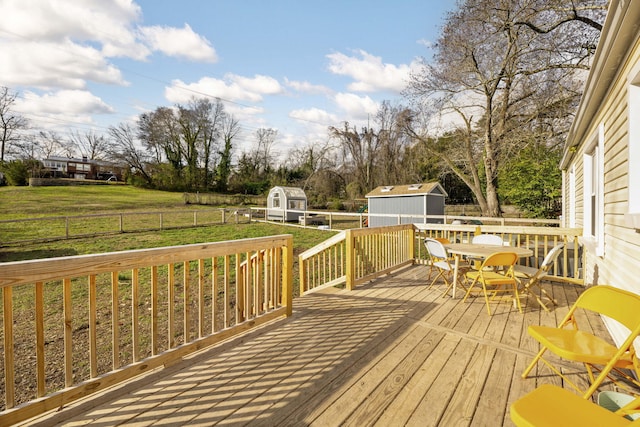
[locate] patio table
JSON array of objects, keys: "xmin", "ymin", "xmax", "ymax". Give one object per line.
[{"xmin": 444, "ymin": 243, "xmax": 533, "ymax": 298}]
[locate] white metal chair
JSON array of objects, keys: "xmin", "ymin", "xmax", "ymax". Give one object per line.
[
  {"xmin": 469, "ymin": 234, "xmax": 504, "ymax": 269},
  {"xmin": 514, "ymin": 243, "xmax": 564, "ymax": 311},
  {"xmin": 471, "ymin": 234, "xmax": 504, "ymax": 246},
  {"xmin": 424, "ymin": 238, "xmax": 470, "ymax": 297}
]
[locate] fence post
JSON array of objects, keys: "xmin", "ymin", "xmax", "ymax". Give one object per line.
[
  {"xmin": 345, "ymin": 229, "xmax": 355, "ymax": 291},
  {"xmin": 65, "ymin": 217, "xmax": 69, "ymax": 239},
  {"xmin": 119, "ymin": 213, "xmax": 123, "ymax": 233}
]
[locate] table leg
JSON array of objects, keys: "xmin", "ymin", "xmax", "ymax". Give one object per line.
[{"xmin": 452, "ymin": 255, "xmax": 460, "ymax": 298}]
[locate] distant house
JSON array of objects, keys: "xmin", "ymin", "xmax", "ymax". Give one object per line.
[
  {"xmin": 42, "ymin": 156, "xmax": 123, "ymax": 181},
  {"xmin": 560, "ymin": 1, "xmax": 640, "ymax": 346},
  {"xmin": 266, "ymin": 186, "xmax": 308, "ymax": 222},
  {"xmin": 365, "ymin": 182, "xmax": 447, "ymax": 228}
]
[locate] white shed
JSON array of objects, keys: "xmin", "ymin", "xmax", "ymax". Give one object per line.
[
  {"xmin": 266, "ymin": 186, "xmax": 308, "ymax": 221},
  {"xmin": 365, "ymin": 182, "xmax": 447, "ymax": 227}
]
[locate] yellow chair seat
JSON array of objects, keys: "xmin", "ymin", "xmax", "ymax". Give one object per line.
[
  {"xmin": 528, "ymin": 326, "xmax": 634, "ymax": 368},
  {"xmin": 510, "ymin": 384, "xmax": 639, "ymax": 427},
  {"xmin": 466, "ymin": 270, "xmax": 514, "ymax": 285}
]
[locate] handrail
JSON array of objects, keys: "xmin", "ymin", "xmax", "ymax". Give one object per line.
[
  {"xmin": 299, "ymin": 223, "xmax": 584, "ymax": 294},
  {"xmin": 0, "ymin": 235, "xmax": 293, "ymax": 425},
  {"xmin": 250, "ymin": 206, "xmax": 561, "ymax": 230}
]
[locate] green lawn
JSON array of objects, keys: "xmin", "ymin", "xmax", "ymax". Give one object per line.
[
  {"xmin": 0, "ymin": 186, "xmax": 190, "ymax": 219},
  {"xmin": 0, "ymin": 186, "xmax": 335, "ymax": 262}
]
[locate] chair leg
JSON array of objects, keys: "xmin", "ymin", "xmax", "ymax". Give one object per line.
[
  {"xmin": 481, "ymin": 282, "xmax": 492, "ymax": 315},
  {"xmin": 522, "ymin": 347, "xmax": 547, "ymax": 379},
  {"xmin": 513, "ymin": 282, "xmax": 522, "ymax": 313},
  {"xmin": 462, "ymin": 277, "xmax": 478, "ymax": 303},
  {"xmin": 534, "ymin": 282, "xmax": 558, "ymax": 307}
]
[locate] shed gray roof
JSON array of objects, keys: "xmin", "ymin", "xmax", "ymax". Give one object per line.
[{"xmin": 365, "ymin": 182, "xmax": 447, "ymax": 198}]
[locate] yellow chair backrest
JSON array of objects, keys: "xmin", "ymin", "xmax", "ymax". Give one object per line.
[
  {"xmin": 481, "ymin": 252, "xmax": 518, "ymax": 270},
  {"xmin": 575, "ymin": 286, "xmax": 640, "ymax": 333}
]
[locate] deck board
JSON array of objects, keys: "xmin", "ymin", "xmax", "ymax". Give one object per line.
[{"xmin": 24, "ymin": 265, "xmax": 616, "ymax": 427}]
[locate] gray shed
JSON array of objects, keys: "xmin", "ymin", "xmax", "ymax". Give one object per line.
[
  {"xmin": 365, "ymin": 182, "xmax": 447, "ymax": 227},
  {"xmin": 266, "ymin": 186, "xmax": 307, "ymax": 221}
]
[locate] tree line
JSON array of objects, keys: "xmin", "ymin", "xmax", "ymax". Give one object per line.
[{"xmin": 0, "ymin": 0, "xmax": 607, "ymax": 218}]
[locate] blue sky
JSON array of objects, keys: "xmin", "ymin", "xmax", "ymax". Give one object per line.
[{"xmin": 1, "ymin": 0, "xmax": 457, "ymax": 158}]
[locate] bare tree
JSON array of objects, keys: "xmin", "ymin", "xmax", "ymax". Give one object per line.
[
  {"xmin": 215, "ymin": 113, "xmax": 240, "ymax": 192},
  {"xmin": 69, "ymin": 130, "xmax": 109, "ymax": 160},
  {"xmin": 108, "ymin": 122, "xmax": 154, "ymax": 185},
  {"xmin": 404, "ymin": 0, "xmax": 606, "ymax": 216},
  {"xmin": 0, "ymin": 87, "xmax": 29, "ymax": 162},
  {"xmin": 253, "ymin": 128, "xmax": 278, "ymax": 175},
  {"xmin": 330, "ymin": 122, "xmax": 380, "ymax": 198}
]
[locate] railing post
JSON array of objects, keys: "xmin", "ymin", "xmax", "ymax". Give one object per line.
[
  {"xmin": 283, "ymin": 236, "xmax": 294, "ymax": 316},
  {"xmin": 409, "ymin": 225, "xmax": 416, "ymax": 263},
  {"xmin": 345, "ymin": 229, "xmax": 355, "ymax": 290}
]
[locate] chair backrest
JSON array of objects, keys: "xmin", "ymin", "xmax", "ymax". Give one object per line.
[
  {"xmin": 481, "ymin": 252, "xmax": 519, "ymax": 273},
  {"xmin": 435, "ymin": 237, "xmax": 451, "ymax": 244},
  {"xmin": 539, "ymin": 243, "xmax": 565, "ymax": 272},
  {"xmin": 424, "ymin": 238, "xmax": 449, "ymax": 260},
  {"xmin": 472, "ymin": 234, "xmax": 504, "ymax": 246},
  {"xmin": 575, "ymin": 285, "xmax": 640, "ymax": 333}
]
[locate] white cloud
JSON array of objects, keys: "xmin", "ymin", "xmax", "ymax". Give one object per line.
[
  {"xmin": 333, "ymin": 93, "xmax": 379, "ymax": 120},
  {"xmin": 0, "ymin": 0, "xmax": 148, "ymax": 59},
  {"xmin": 231, "ymin": 74, "xmax": 282, "ymax": 95},
  {"xmin": 14, "ymin": 89, "xmax": 114, "ymax": 130},
  {"xmin": 289, "ymin": 108, "xmax": 337, "ymax": 126},
  {"xmin": 285, "ymin": 78, "xmax": 332, "ymax": 95},
  {"xmin": 0, "ymin": 40, "xmax": 126, "ymax": 89},
  {"xmin": 139, "ymin": 24, "xmax": 217, "ymax": 62},
  {"xmin": 17, "ymin": 90, "xmax": 114, "ymax": 115},
  {"xmin": 165, "ymin": 75, "xmax": 283, "ymax": 105},
  {"xmin": 327, "ymin": 50, "xmax": 418, "ymax": 93}
]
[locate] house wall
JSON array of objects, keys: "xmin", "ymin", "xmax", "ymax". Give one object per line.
[{"xmin": 564, "ymin": 26, "xmax": 640, "ymax": 345}]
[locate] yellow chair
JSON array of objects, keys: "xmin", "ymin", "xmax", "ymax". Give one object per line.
[
  {"xmin": 510, "ymin": 384, "xmax": 640, "ymax": 426},
  {"xmin": 462, "ymin": 251, "xmax": 520, "ymax": 315},
  {"xmin": 522, "ymin": 285, "xmax": 640, "ymax": 399}
]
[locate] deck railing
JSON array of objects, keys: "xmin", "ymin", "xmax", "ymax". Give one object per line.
[
  {"xmin": 299, "ymin": 224, "xmax": 584, "ymax": 294},
  {"xmin": 299, "ymin": 224, "xmax": 416, "ymax": 294},
  {"xmin": 0, "ymin": 235, "xmax": 293, "ymax": 425}
]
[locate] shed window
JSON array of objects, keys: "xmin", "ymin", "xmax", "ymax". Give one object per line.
[
  {"xmin": 583, "ymin": 124, "xmax": 605, "ymax": 256},
  {"xmin": 272, "ymin": 193, "xmax": 280, "ymax": 208},
  {"xmin": 381, "ymin": 186, "xmax": 394, "ymax": 192},
  {"xmin": 408, "ymin": 184, "xmax": 422, "ymax": 190},
  {"xmin": 289, "ymin": 199, "xmax": 304, "ymax": 210}
]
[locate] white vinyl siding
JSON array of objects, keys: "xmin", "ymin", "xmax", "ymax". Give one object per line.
[{"xmin": 628, "ymin": 63, "xmax": 640, "ymax": 215}]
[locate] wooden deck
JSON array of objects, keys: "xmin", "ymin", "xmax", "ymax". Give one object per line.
[{"xmin": 23, "ymin": 265, "xmax": 609, "ymax": 426}]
